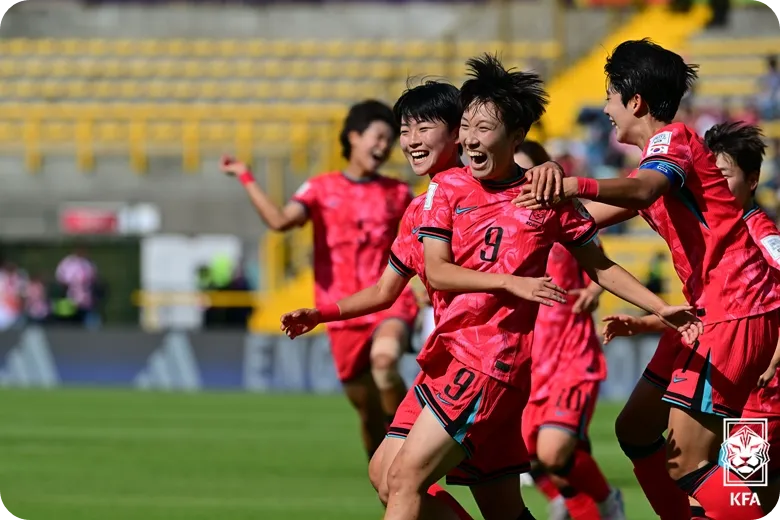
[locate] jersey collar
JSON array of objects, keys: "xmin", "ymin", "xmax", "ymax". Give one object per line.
[
  {"xmin": 341, "ymin": 171, "xmax": 379, "ymax": 184},
  {"xmin": 479, "ymin": 165, "xmax": 528, "ymax": 190}
]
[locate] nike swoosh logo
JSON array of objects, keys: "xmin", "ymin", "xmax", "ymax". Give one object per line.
[
  {"xmin": 436, "ymin": 393, "xmax": 453, "ymax": 406},
  {"xmin": 554, "ymin": 410, "xmax": 568, "ymax": 417},
  {"xmin": 411, "ymin": 227, "xmax": 421, "ymax": 234},
  {"xmin": 672, "ymin": 376, "xmax": 687, "ymax": 383},
  {"xmin": 455, "ymin": 205, "xmax": 478, "ymax": 215}
]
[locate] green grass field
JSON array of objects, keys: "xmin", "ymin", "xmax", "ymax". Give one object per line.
[{"xmin": 0, "ymin": 389, "xmax": 656, "ymax": 520}]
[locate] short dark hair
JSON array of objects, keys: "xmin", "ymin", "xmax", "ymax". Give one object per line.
[
  {"xmin": 605, "ymin": 39, "xmax": 698, "ymax": 122},
  {"xmin": 515, "ymin": 140, "xmax": 551, "ymax": 167},
  {"xmin": 339, "ymin": 100, "xmax": 398, "ymax": 160},
  {"xmin": 393, "ymin": 80, "xmax": 461, "ymax": 131},
  {"xmin": 460, "ymin": 53, "xmax": 549, "ymax": 134},
  {"xmin": 704, "ymin": 121, "xmax": 766, "ymax": 177}
]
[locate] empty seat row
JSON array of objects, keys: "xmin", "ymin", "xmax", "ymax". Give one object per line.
[
  {"xmin": 684, "ymin": 37, "xmax": 780, "ymax": 57},
  {"xmin": 0, "ymin": 79, "xmax": 422, "ymax": 102},
  {"xmin": 0, "ymin": 38, "xmax": 561, "ymax": 60},
  {"xmin": 0, "ymin": 58, "xmax": 527, "ymax": 81}
]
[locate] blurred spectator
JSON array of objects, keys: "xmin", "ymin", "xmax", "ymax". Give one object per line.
[
  {"xmin": 55, "ymin": 248, "xmax": 101, "ymax": 328},
  {"xmin": 0, "ymin": 260, "xmax": 26, "ymax": 330},
  {"xmin": 758, "ymin": 56, "xmax": 780, "ymax": 121},
  {"xmin": 645, "ymin": 252, "xmax": 667, "ymax": 296},
  {"xmin": 23, "ymin": 273, "xmax": 49, "ymax": 324}
]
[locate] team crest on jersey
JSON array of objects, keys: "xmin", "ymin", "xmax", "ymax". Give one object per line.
[
  {"xmin": 650, "ymin": 131, "xmax": 673, "ymax": 147},
  {"xmin": 760, "ymin": 235, "xmax": 780, "ymax": 262},
  {"xmin": 647, "ymin": 145, "xmax": 669, "ymax": 157},
  {"xmin": 424, "ymin": 183, "xmax": 438, "ymax": 210}
]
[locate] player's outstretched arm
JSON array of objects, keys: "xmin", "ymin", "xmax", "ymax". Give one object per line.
[
  {"xmin": 222, "ymin": 156, "xmax": 308, "ymax": 232},
  {"xmin": 569, "ymin": 241, "xmax": 702, "ymax": 345},
  {"xmin": 280, "ymin": 266, "xmax": 409, "ymax": 339},
  {"xmin": 758, "ymin": 336, "xmax": 780, "ymax": 388},
  {"xmin": 584, "ymin": 201, "xmax": 637, "ymax": 229},
  {"xmin": 421, "ymin": 237, "xmax": 567, "ymax": 307},
  {"xmin": 601, "ymin": 313, "xmax": 665, "ymax": 345},
  {"xmin": 514, "ymin": 169, "xmax": 672, "ymax": 211}
]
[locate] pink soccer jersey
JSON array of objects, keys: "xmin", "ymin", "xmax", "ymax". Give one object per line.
[
  {"xmin": 531, "ymin": 243, "xmax": 606, "ymax": 403},
  {"xmin": 418, "ymin": 166, "xmax": 598, "ymax": 388},
  {"xmin": 389, "ymin": 193, "xmax": 448, "ymax": 323},
  {"xmin": 291, "ymin": 171, "xmax": 418, "ymax": 329},
  {"xmin": 633, "ymin": 122, "xmax": 780, "ymax": 324}
]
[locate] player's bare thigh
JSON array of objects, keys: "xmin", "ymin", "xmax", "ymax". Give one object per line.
[
  {"xmin": 615, "ymin": 378, "xmax": 670, "ymax": 445},
  {"xmin": 666, "ymin": 406, "xmax": 720, "ymax": 480},
  {"xmin": 385, "ymin": 406, "xmax": 466, "ymax": 497}
]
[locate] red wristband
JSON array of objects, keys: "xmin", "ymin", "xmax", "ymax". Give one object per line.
[
  {"xmin": 576, "ymin": 177, "xmax": 599, "ymax": 199},
  {"xmin": 317, "ymin": 303, "xmax": 341, "ymax": 322},
  {"xmin": 238, "ymin": 169, "xmax": 255, "ymax": 186}
]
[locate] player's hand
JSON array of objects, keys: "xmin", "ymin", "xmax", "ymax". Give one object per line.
[
  {"xmin": 601, "ymin": 314, "xmax": 646, "ymax": 345},
  {"xmin": 504, "ymin": 276, "xmax": 567, "ymax": 307},
  {"xmin": 656, "ymin": 305, "xmax": 703, "ymax": 346},
  {"xmin": 758, "ymin": 364, "xmax": 778, "ymax": 388},
  {"xmin": 220, "ymin": 155, "xmax": 248, "ymax": 177},
  {"xmin": 280, "ymin": 308, "xmax": 321, "ymax": 339},
  {"xmin": 513, "ymin": 177, "xmax": 578, "ymax": 210},
  {"xmin": 570, "ymin": 286, "xmax": 602, "ymax": 314},
  {"xmin": 524, "ymin": 161, "xmax": 564, "ymax": 203}
]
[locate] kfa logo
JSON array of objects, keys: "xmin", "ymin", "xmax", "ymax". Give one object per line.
[{"xmin": 720, "ymin": 418, "xmax": 770, "ymax": 507}]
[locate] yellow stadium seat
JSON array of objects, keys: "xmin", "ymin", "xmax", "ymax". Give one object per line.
[
  {"xmin": 686, "ymin": 37, "xmax": 780, "ymax": 57},
  {"xmin": 305, "ymin": 81, "xmax": 329, "ymax": 101},
  {"xmin": 66, "ymin": 81, "xmax": 88, "ymax": 99},
  {"xmin": 42, "ymin": 122, "xmax": 74, "ymax": 143},
  {"xmin": 216, "ymin": 40, "xmax": 242, "ymax": 57},
  {"xmin": 263, "ymin": 60, "xmax": 285, "ymax": 79},
  {"xmin": 696, "ymin": 79, "xmax": 758, "ymax": 97},
  {"xmin": 196, "ymin": 81, "xmax": 220, "ymax": 100},
  {"xmin": 697, "ymin": 59, "xmax": 766, "ymax": 77},
  {"xmin": 378, "ymin": 40, "xmax": 403, "ymax": 59},
  {"xmin": 242, "ymin": 40, "xmax": 268, "ymax": 58},
  {"xmin": 22, "ymin": 59, "xmax": 47, "ymax": 78},
  {"xmin": 401, "ymin": 41, "xmax": 429, "ymax": 60},
  {"xmin": 351, "ymin": 40, "xmax": 380, "ymax": 59},
  {"xmin": 269, "ymin": 40, "xmax": 296, "ymax": 58},
  {"xmin": 322, "ymin": 41, "xmax": 349, "ymax": 59},
  {"xmin": 296, "ymin": 40, "xmax": 322, "ymax": 58},
  {"xmin": 85, "ymin": 39, "xmax": 110, "ymax": 56},
  {"xmin": 312, "ymin": 60, "xmax": 338, "ymax": 79}
]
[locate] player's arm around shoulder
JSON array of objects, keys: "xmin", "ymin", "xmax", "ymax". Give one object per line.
[{"xmin": 221, "ymin": 155, "xmax": 309, "ymax": 232}]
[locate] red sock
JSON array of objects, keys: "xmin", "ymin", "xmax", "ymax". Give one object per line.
[
  {"xmin": 428, "ymin": 483, "xmax": 473, "ymax": 520},
  {"xmin": 621, "ymin": 440, "xmax": 691, "ymax": 519},
  {"xmin": 563, "ymin": 449, "xmax": 611, "ymax": 503},
  {"xmin": 687, "ymin": 466, "xmax": 764, "ymax": 519},
  {"xmin": 563, "ymin": 492, "xmax": 601, "ymax": 520},
  {"xmin": 534, "ymin": 474, "xmax": 561, "ymax": 501}
]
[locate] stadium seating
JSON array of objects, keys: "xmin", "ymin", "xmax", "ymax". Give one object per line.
[
  {"xmin": 682, "ymin": 36, "xmax": 780, "ymax": 102},
  {"xmin": 0, "ymin": 38, "xmax": 552, "ymax": 174}
]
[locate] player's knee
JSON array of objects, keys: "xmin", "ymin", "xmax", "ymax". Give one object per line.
[
  {"xmin": 370, "ymin": 340, "xmax": 403, "ymax": 391},
  {"xmin": 386, "ymin": 459, "xmax": 422, "ymax": 496},
  {"xmin": 537, "ymin": 445, "xmax": 573, "ymax": 475}
]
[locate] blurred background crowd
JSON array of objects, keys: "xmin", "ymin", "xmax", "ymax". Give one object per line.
[{"xmin": 0, "ymin": 0, "xmax": 777, "ymax": 333}]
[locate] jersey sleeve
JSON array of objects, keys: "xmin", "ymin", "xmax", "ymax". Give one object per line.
[
  {"xmin": 638, "ymin": 126, "xmax": 693, "ymax": 191},
  {"xmin": 418, "ymin": 181, "xmax": 453, "ymax": 243},
  {"xmin": 746, "ymin": 211, "xmax": 780, "ymax": 269},
  {"xmin": 389, "ymin": 206, "xmax": 417, "ymax": 279},
  {"xmin": 556, "ymin": 199, "xmax": 599, "ymax": 247},
  {"xmin": 290, "ymin": 178, "xmax": 319, "ymax": 215}
]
